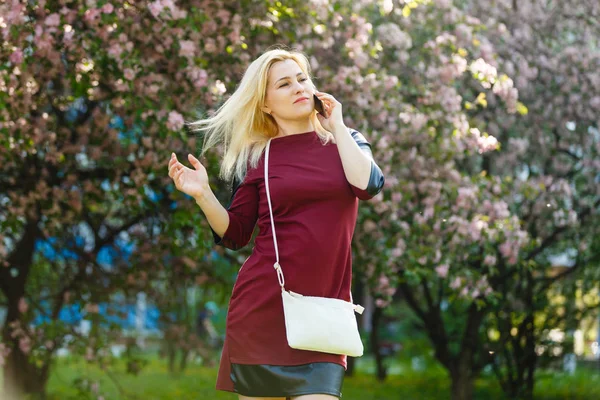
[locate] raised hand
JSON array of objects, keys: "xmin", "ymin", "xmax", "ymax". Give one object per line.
[
  {"xmin": 168, "ymin": 153, "xmax": 210, "ymax": 200},
  {"xmin": 314, "ymin": 90, "xmax": 346, "ymax": 134}
]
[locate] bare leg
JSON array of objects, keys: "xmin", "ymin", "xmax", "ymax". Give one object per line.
[{"xmin": 238, "ymin": 396, "xmax": 286, "ymax": 400}]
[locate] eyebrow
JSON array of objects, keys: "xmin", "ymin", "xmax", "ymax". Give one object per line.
[{"xmin": 275, "ymin": 72, "xmax": 305, "ymax": 84}]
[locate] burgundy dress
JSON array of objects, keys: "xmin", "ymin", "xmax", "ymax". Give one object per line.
[{"xmin": 213, "ymin": 130, "xmax": 383, "ymax": 394}]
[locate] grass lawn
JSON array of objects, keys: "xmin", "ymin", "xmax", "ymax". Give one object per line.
[
  {"xmin": 1, "ymin": 354, "xmax": 599, "ymax": 399},
  {"xmin": 38, "ymin": 355, "xmax": 600, "ymax": 399}
]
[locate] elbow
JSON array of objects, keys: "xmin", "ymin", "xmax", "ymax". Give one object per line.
[{"xmin": 365, "ymin": 161, "xmax": 385, "ymax": 197}]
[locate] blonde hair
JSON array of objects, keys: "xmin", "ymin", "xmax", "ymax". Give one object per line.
[{"xmin": 188, "ymin": 48, "xmax": 332, "ymax": 183}]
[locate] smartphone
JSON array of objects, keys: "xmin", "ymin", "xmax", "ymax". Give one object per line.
[{"xmin": 313, "ymin": 94, "xmax": 325, "ymax": 116}]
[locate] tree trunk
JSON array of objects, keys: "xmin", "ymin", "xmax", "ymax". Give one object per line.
[
  {"xmin": 450, "ymin": 367, "xmax": 474, "ymax": 400},
  {"xmin": 448, "ymin": 304, "xmax": 486, "ymax": 400},
  {"xmin": 371, "ymin": 305, "xmax": 388, "ymax": 381},
  {"xmin": 179, "ymin": 348, "xmax": 189, "ymax": 372},
  {"xmin": 1, "ymin": 221, "xmax": 41, "ymax": 398},
  {"xmin": 2, "ymin": 306, "xmax": 50, "ymax": 399},
  {"xmin": 345, "ymin": 356, "xmax": 355, "ymax": 377},
  {"xmin": 346, "ymin": 279, "xmax": 364, "ymax": 377}
]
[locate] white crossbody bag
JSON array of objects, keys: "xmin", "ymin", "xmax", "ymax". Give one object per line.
[{"xmin": 264, "ymin": 139, "xmax": 365, "ymax": 357}]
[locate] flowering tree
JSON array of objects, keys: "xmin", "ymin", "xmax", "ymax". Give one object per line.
[
  {"xmin": 1, "ymin": 0, "xmax": 598, "ymax": 399},
  {"xmin": 464, "ymin": 1, "xmax": 600, "ymax": 398},
  {"xmin": 341, "ymin": 1, "xmax": 600, "ymax": 399},
  {"xmin": 0, "ymin": 0, "xmax": 251, "ymax": 396}
]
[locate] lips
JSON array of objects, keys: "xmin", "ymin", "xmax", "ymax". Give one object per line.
[{"xmin": 294, "ymin": 97, "xmax": 309, "ymax": 104}]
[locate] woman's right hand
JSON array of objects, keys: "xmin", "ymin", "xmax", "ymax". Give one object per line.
[{"xmin": 168, "ymin": 153, "xmax": 210, "ymax": 200}]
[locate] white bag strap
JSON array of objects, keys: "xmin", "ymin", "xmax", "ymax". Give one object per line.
[
  {"xmin": 264, "ymin": 139, "xmax": 364, "ymax": 314},
  {"xmin": 264, "ymin": 139, "xmax": 285, "ymax": 290}
]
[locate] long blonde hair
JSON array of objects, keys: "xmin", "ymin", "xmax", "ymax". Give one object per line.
[{"xmin": 188, "ymin": 48, "xmax": 332, "ymax": 183}]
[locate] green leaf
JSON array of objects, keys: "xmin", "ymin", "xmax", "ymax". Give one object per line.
[{"xmin": 516, "ymin": 101, "xmax": 529, "ymax": 115}]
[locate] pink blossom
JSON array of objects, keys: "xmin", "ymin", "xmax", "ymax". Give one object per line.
[
  {"xmin": 9, "ymin": 49, "xmax": 23, "ymax": 64},
  {"xmin": 477, "ymin": 134, "xmax": 499, "ymax": 153},
  {"xmin": 85, "ymin": 347, "xmax": 95, "ymax": 361},
  {"xmin": 391, "ymin": 192, "xmax": 402, "ymax": 202},
  {"xmin": 45, "ymin": 13, "xmax": 61, "ymax": 27},
  {"xmin": 435, "ymin": 264, "xmax": 449, "ymax": 278},
  {"xmin": 499, "ymin": 241, "xmax": 513, "ymax": 258},
  {"xmin": 384, "ymin": 75, "xmax": 398, "ymax": 90},
  {"xmin": 18, "ymin": 297, "xmax": 28, "ymax": 314},
  {"xmin": 469, "ymin": 58, "xmax": 498, "ymax": 87},
  {"xmin": 166, "ymin": 111, "xmax": 185, "ymax": 131},
  {"xmin": 19, "ymin": 336, "xmax": 31, "ymax": 354},
  {"xmin": 424, "ymin": 206, "xmax": 434, "ymax": 220},
  {"xmin": 187, "ymin": 67, "xmax": 208, "ymax": 89},
  {"xmin": 375, "ymin": 298, "xmax": 389, "ymax": 308},
  {"xmin": 483, "ymin": 255, "xmax": 497, "ymax": 266},
  {"xmin": 377, "ymin": 23, "xmax": 412, "ymax": 51},
  {"xmin": 216, "ymin": 9, "xmax": 231, "ymax": 25},
  {"xmin": 390, "ymin": 247, "xmax": 403, "ymax": 258},
  {"xmin": 179, "ymin": 40, "xmax": 196, "ymax": 58},
  {"xmin": 102, "ymin": 3, "xmax": 114, "ymax": 14},
  {"xmin": 456, "ymin": 187, "xmax": 477, "ymax": 208},
  {"xmin": 438, "ymin": 86, "xmax": 462, "ymax": 113},
  {"xmin": 435, "ymin": 0, "xmax": 452, "ymax": 8},
  {"xmin": 378, "ymin": 275, "xmax": 389, "ymax": 288},
  {"xmin": 148, "ymin": 1, "xmax": 164, "ymax": 17},
  {"xmin": 204, "ymin": 38, "xmax": 217, "ymax": 53},
  {"xmin": 108, "ymin": 43, "xmax": 123, "ymax": 59},
  {"xmin": 83, "ymin": 8, "xmax": 101, "ymax": 23},
  {"xmin": 0, "ymin": 343, "xmax": 10, "ymax": 367},
  {"xmin": 85, "ymin": 303, "xmax": 100, "ymax": 313},
  {"xmin": 123, "ymin": 68, "xmax": 136, "ymax": 80},
  {"xmin": 450, "ymin": 277, "xmax": 462, "ymax": 289},
  {"xmin": 171, "ymin": 8, "xmax": 187, "ymax": 19}
]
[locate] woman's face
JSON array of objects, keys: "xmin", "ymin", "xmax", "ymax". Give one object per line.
[{"xmin": 263, "ymin": 59, "xmax": 316, "ymax": 121}]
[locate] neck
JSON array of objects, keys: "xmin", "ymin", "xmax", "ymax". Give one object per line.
[{"xmin": 273, "ymin": 118, "xmax": 314, "ymax": 137}]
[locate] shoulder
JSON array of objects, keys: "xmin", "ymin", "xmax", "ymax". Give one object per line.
[{"xmin": 231, "ymin": 153, "xmax": 264, "ymax": 194}]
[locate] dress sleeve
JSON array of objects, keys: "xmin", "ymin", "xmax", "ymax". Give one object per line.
[
  {"xmin": 347, "ymin": 128, "xmax": 385, "ymax": 200},
  {"xmin": 211, "ymin": 171, "xmax": 259, "ymax": 250}
]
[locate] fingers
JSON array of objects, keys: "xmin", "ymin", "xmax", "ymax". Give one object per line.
[
  {"xmin": 168, "ymin": 153, "xmax": 189, "ymax": 178},
  {"xmin": 174, "ymin": 166, "xmax": 185, "ymax": 185},
  {"xmin": 168, "ymin": 153, "xmax": 202, "ymax": 184},
  {"xmin": 315, "ymin": 91, "xmax": 337, "ymax": 102},
  {"xmin": 168, "ymin": 159, "xmax": 181, "ymax": 178},
  {"xmin": 188, "ymin": 153, "xmax": 203, "ymax": 170}
]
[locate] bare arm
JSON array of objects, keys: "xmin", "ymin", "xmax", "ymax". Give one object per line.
[
  {"xmin": 194, "ymin": 190, "xmax": 230, "ymax": 238},
  {"xmin": 168, "ymin": 153, "xmax": 229, "ymax": 237},
  {"xmin": 331, "ymin": 124, "xmax": 372, "ymax": 190}
]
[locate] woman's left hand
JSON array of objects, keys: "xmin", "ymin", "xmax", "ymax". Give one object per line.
[{"xmin": 315, "ymin": 91, "xmax": 346, "ymax": 134}]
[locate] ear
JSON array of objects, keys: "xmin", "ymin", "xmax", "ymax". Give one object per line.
[{"xmin": 262, "ymin": 106, "xmax": 272, "ymax": 115}]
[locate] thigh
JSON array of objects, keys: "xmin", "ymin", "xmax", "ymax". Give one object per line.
[
  {"xmin": 291, "ymin": 395, "xmax": 339, "ymax": 400},
  {"xmin": 238, "ymin": 396, "xmax": 286, "ymax": 400}
]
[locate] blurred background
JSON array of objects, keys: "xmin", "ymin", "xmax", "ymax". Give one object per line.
[{"xmin": 1, "ymin": 0, "xmax": 599, "ymax": 399}]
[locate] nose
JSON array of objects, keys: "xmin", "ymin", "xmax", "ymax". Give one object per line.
[{"xmin": 291, "ymin": 80, "xmax": 304, "ymax": 93}]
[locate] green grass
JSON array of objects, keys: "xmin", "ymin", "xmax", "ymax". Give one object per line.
[{"xmin": 2, "ymin": 354, "xmax": 599, "ymax": 399}]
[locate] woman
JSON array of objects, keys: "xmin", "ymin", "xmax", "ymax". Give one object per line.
[{"xmin": 167, "ymin": 48, "xmax": 384, "ymax": 400}]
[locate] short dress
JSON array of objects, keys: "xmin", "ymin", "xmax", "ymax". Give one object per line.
[{"xmin": 212, "ymin": 129, "xmax": 384, "ymax": 398}]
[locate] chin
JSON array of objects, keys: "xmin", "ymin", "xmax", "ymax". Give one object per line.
[{"xmin": 284, "ymin": 109, "xmax": 315, "ymax": 121}]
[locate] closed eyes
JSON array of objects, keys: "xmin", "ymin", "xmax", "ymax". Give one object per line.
[{"xmin": 279, "ymin": 78, "xmax": 308, "ymax": 88}]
